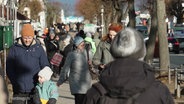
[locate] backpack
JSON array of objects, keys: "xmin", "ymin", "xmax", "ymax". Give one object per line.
[{"xmin": 93, "ymin": 83, "xmax": 142, "ymax": 104}]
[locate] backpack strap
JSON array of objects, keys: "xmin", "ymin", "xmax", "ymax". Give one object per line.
[
  {"xmin": 126, "ymin": 92, "xmax": 141, "ymax": 104},
  {"xmin": 92, "ymin": 82, "xmax": 107, "ymax": 96}
]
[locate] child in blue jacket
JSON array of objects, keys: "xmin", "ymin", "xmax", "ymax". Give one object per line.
[{"xmin": 33, "ymin": 66, "xmax": 59, "ymax": 104}]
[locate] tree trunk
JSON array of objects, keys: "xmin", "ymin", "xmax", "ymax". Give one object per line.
[
  {"xmin": 156, "ymin": 0, "xmax": 170, "ymax": 75},
  {"xmin": 128, "ymin": 0, "xmax": 136, "ymax": 28},
  {"xmin": 145, "ymin": 1, "xmax": 158, "ymax": 64}
]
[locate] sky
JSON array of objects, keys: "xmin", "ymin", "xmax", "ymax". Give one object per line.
[
  {"xmin": 51, "ymin": 0, "xmax": 78, "ymax": 6},
  {"xmin": 49, "ymin": 0, "xmax": 78, "ymax": 15}
]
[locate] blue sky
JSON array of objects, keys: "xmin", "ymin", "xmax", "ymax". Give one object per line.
[
  {"xmin": 50, "ymin": 0, "xmax": 78, "ymax": 15},
  {"xmin": 51, "ymin": 0, "xmax": 77, "ymax": 6}
]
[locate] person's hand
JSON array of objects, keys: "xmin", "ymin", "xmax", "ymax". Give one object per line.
[
  {"xmin": 56, "ymin": 83, "xmax": 60, "ymax": 87},
  {"xmin": 88, "ymin": 60, "xmax": 92, "ymax": 65},
  {"xmin": 99, "ymin": 64, "xmax": 105, "ymax": 69}
]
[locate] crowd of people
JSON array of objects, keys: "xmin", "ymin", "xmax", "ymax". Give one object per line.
[{"xmin": 0, "ymin": 22, "xmax": 174, "ymax": 104}]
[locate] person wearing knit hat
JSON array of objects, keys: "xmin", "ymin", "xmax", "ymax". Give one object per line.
[
  {"xmin": 110, "ymin": 27, "xmax": 146, "ymax": 61},
  {"xmin": 21, "ymin": 24, "xmax": 35, "ymax": 37},
  {"xmin": 83, "ymin": 28, "xmax": 174, "ymax": 104},
  {"xmin": 21, "ymin": 24, "xmax": 35, "ymax": 46},
  {"xmin": 33, "ymin": 66, "xmax": 59, "ymax": 104},
  {"xmin": 57, "ymin": 36, "xmax": 92, "ymax": 104},
  {"xmin": 73, "ymin": 36, "xmax": 84, "ymax": 47},
  {"xmin": 38, "ymin": 66, "xmax": 53, "ymax": 81},
  {"xmin": 6, "ymin": 23, "xmax": 50, "ymax": 104},
  {"xmin": 92, "ymin": 23, "xmax": 123, "ymax": 71}
]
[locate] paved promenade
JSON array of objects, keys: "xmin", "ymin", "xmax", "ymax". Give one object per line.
[
  {"xmin": 53, "ymin": 77, "xmax": 97, "ymax": 104},
  {"xmin": 56, "ymin": 82, "xmax": 74, "ymax": 104}
]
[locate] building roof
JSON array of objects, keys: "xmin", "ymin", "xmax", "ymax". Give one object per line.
[{"xmin": 17, "ymin": 12, "xmax": 30, "ymax": 20}]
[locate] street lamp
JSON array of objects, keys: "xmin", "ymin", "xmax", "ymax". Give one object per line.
[{"xmin": 101, "ymin": 5, "xmax": 104, "ymax": 38}]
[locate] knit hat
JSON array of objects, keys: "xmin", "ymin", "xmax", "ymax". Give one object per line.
[
  {"xmin": 49, "ymin": 30, "xmax": 55, "ymax": 36},
  {"xmin": 74, "ymin": 36, "xmax": 84, "ymax": 46},
  {"xmin": 110, "ymin": 28, "xmax": 146, "ymax": 61},
  {"xmin": 38, "ymin": 66, "xmax": 53, "ymax": 81},
  {"xmin": 108, "ymin": 23, "xmax": 123, "ymax": 33},
  {"xmin": 21, "ymin": 24, "xmax": 34, "ymax": 37}
]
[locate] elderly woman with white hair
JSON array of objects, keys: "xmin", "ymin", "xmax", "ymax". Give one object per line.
[{"xmin": 83, "ymin": 28, "xmax": 174, "ymax": 104}]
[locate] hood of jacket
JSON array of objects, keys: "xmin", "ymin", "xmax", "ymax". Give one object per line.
[
  {"xmin": 99, "ymin": 58, "xmax": 155, "ymax": 98},
  {"xmin": 15, "ymin": 37, "xmax": 38, "ymax": 48}
]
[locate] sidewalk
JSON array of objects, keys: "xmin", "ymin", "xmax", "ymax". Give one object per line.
[
  {"xmin": 52, "ymin": 77, "xmax": 98, "ymax": 104},
  {"xmin": 56, "ymin": 82, "xmax": 74, "ymax": 104}
]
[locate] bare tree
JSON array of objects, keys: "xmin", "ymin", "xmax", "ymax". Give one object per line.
[
  {"xmin": 128, "ymin": 0, "xmax": 136, "ymax": 27},
  {"xmin": 157, "ymin": 0, "xmax": 170, "ymax": 75},
  {"xmin": 145, "ymin": 0, "xmax": 158, "ymax": 63},
  {"xmin": 29, "ymin": 0, "xmax": 43, "ymax": 20},
  {"xmin": 18, "ymin": 0, "xmax": 43, "ymax": 20},
  {"xmin": 46, "ymin": 1, "xmax": 62, "ymax": 27},
  {"xmin": 167, "ymin": 0, "xmax": 183, "ymax": 24}
]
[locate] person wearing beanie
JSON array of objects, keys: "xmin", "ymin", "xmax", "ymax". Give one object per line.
[
  {"xmin": 110, "ymin": 27, "xmax": 146, "ymax": 61},
  {"xmin": 20, "ymin": 24, "xmax": 35, "ymax": 46},
  {"xmin": 6, "ymin": 23, "xmax": 50, "ymax": 104},
  {"xmin": 73, "ymin": 36, "xmax": 84, "ymax": 47},
  {"xmin": 92, "ymin": 23, "xmax": 123, "ymax": 72},
  {"xmin": 21, "ymin": 24, "xmax": 35, "ymax": 37},
  {"xmin": 83, "ymin": 28, "xmax": 174, "ymax": 104},
  {"xmin": 57, "ymin": 36, "xmax": 92, "ymax": 104},
  {"xmin": 33, "ymin": 66, "xmax": 59, "ymax": 104}
]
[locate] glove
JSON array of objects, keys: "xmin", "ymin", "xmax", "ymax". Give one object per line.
[
  {"xmin": 32, "ymin": 88, "xmax": 42, "ymax": 104},
  {"xmin": 47, "ymin": 98, "xmax": 57, "ymax": 104}
]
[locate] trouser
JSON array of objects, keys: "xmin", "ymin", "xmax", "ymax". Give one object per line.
[
  {"xmin": 74, "ymin": 94, "xmax": 86, "ymax": 104},
  {"xmin": 12, "ymin": 93, "xmax": 33, "ymax": 104},
  {"xmin": 51, "ymin": 65, "xmax": 60, "ymax": 77}
]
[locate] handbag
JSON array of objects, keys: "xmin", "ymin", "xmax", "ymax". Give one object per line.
[{"xmin": 50, "ymin": 52, "xmax": 63, "ymax": 67}]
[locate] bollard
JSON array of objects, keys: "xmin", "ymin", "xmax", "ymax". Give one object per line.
[
  {"xmin": 168, "ymin": 66, "xmax": 171, "ymax": 84},
  {"xmin": 174, "ymin": 68, "xmax": 177, "ymax": 91},
  {"xmin": 177, "ymin": 84, "xmax": 181, "ymax": 98}
]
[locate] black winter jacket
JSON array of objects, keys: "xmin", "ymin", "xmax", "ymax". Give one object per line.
[{"xmin": 83, "ymin": 58, "xmax": 174, "ymax": 104}]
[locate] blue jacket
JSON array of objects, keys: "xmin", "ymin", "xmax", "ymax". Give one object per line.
[
  {"xmin": 36, "ymin": 80, "xmax": 59, "ymax": 103},
  {"xmin": 6, "ymin": 38, "xmax": 50, "ymax": 93}
]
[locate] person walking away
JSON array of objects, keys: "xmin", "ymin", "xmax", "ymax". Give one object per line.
[
  {"xmin": 57, "ymin": 36, "xmax": 92, "ymax": 104},
  {"xmin": 92, "ymin": 23, "xmax": 123, "ymax": 71},
  {"xmin": 83, "ymin": 28, "xmax": 174, "ymax": 104},
  {"xmin": 6, "ymin": 24, "xmax": 50, "ymax": 104},
  {"xmin": 33, "ymin": 66, "xmax": 59, "ymax": 104}
]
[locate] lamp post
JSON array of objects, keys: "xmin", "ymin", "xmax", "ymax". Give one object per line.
[{"xmin": 100, "ymin": 5, "xmax": 104, "ymax": 38}]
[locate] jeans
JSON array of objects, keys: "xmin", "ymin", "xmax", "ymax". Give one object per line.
[{"xmin": 12, "ymin": 93, "xmax": 33, "ymax": 104}]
